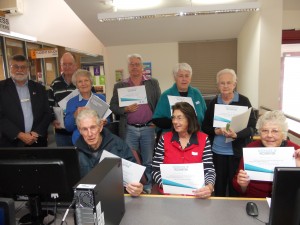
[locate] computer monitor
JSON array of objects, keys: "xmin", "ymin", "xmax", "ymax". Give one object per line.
[
  {"xmin": 269, "ymin": 167, "xmax": 300, "ymax": 225},
  {"xmin": 0, "ymin": 147, "xmax": 81, "ymax": 224}
]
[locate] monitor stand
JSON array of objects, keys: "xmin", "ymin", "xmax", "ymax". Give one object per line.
[{"xmin": 19, "ymin": 196, "xmax": 54, "ymax": 225}]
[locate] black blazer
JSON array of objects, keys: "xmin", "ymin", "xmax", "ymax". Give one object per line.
[{"xmin": 0, "ymin": 78, "xmax": 52, "ymax": 147}]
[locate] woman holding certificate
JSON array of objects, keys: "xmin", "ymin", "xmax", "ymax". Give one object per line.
[
  {"xmin": 152, "ymin": 102, "xmax": 216, "ymax": 198},
  {"xmin": 202, "ymin": 68, "xmax": 256, "ymax": 197},
  {"xmin": 65, "ymin": 69, "xmax": 108, "ymax": 144},
  {"xmin": 233, "ymin": 110, "xmax": 300, "ymax": 198}
]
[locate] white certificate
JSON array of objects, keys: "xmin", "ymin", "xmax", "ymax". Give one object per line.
[
  {"xmin": 58, "ymin": 89, "xmax": 79, "ymax": 111},
  {"xmin": 99, "ymin": 150, "xmax": 146, "ymax": 186},
  {"xmin": 225, "ymin": 107, "xmax": 252, "ymax": 143},
  {"xmin": 117, "ymin": 85, "xmax": 148, "ymax": 107},
  {"xmin": 86, "ymin": 95, "xmax": 110, "ymax": 119},
  {"xmin": 160, "ymin": 163, "xmax": 204, "ymax": 195},
  {"xmin": 213, "ymin": 104, "xmax": 248, "ymax": 128},
  {"xmin": 243, "ymin": 147, "xmax": 296, "ymax": 181},
  {"xmin": 167, "ymin": 95, "xmax": 196, "ymax": 115},
  {"xmin": 53, "ymin": 107, "xmax": 65, "ymax": 128}
]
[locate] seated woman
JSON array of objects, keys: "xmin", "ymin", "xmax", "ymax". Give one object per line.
[
  {"xmin": 233, "ymin": 110, "xmax": 300, "ymax": 198},
  {"xmin": 152, "ymin": 102, "xmax": 216, "ymax": 198}
]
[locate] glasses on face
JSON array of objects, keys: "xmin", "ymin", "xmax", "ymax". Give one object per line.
[
  {"xmin": 129, "ymin": 63, "xmax": 141, "ymax": 67},
  {"xmin": 177, "ymin": 74, "xmax": 191, "ymax": 79},
  {"xmin": 219, "ymin": 81, "xmax": 234, "ymax": 87},
  {"xmin": 10, "ymin": 64, "xmax": 28, "ymax": 71},
  {"xmin": 171, "ymin": 115, "xmax": 186, "ymax": 122},
  {"xmin": 79, "ymin": 125, "xmax": 99, "ymax": 135},
  {"xmin": 61, "ymin": 63, "xmax": 74, "ymax": 68},
  {"xmin": 260, "ymin": 129, "xmax": 281, "ymax": 136}
]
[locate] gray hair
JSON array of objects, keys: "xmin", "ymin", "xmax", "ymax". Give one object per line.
[
  {"xmin": 71, "ymin": 69, "xmax": 93, "ymax": 87},
  {"xmin": 173, "ymin": 63, "xmax": 192, "ymax": 78},
  {"xmin": 256, "ymin": 110, "xmax": 288, "ymax": 139},
  {"xmin": 216, "ymin": 68, "xmax": 237, "ymax": 84},
  {"xmin": 127, "ymin": 54, "xmax": 143, "ymax": 64},
  {"xmin": 76, "ymin": 109, "xmax": 101, "ymax": 128}
]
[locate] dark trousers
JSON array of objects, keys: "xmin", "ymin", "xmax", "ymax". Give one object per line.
[{"xmin": 213, "ymin": 152, "xmax": 241, "ymax": 197}]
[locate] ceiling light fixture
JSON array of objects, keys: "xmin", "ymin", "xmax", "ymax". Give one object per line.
[{"xmin": 98, "ymin": 2, "xmax": 260, "ymax": 22}]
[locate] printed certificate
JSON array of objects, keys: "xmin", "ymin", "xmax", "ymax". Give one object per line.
[
  {"xmin": 86, "ymin": 95, "xmax": 110, "ymax": 119},
  {"xmin": 243, "ymin": 147, "xmax": 296, "ymax": 181},
  {"xmin": 160, "ymin": 163, "xmax": 204, "ymax": 195},
  {"xmin": 53, "ymin": 107, "xmax": 65, "ymax": 128},
  {"xmin": 99, "ymin": 150, "xmax": 146, "ymax": 186},
  {"xmin": 117, "ymin": 85, "xmax": 148, "ymax": 107},
  {"xmin": 213, "ymin": 104, "xmax": 248, "ymax": 128},
  {"xmin": 167, "ymin": 95, "xmax": 196, "ymax": 115},
  {"xmin": 58, "ymin": 89, "xmax": 79, "ymax": 110}
]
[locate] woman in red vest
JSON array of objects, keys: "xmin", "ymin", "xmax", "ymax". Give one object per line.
[{"xmin": 152, "ymin": 102, "xmax": 216, "ymax": 198}]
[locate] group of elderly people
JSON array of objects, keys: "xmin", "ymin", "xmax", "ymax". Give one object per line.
[
  {"xmin": 58, "ymin": 54, "xmax": 300, "ymax": 198},
  {"xmin": 2, "ymin": 54, "xmax": 299, "ymax": 199}
]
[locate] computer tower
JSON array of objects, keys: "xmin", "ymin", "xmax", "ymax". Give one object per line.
[{"xmin": 74, "ymin": 158, "xmax": 125, "ymax": 225}]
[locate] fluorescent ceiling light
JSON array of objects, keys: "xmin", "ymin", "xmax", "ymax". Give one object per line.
[
  {"xmin": 112, "ymin": 0, "xmax": 162, "ymax": 10},
  {"xmin": 98, "ymin": 2, "xmax": 260, "ymax": 22},
  {"xmin": 0, "ymin": 31, "xmax": 37, "ymax": 42}
]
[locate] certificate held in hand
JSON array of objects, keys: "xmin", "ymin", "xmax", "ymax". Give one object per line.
[{"xmin": 117, "ymin": 85, "xmax": 148, "ymax": 107}]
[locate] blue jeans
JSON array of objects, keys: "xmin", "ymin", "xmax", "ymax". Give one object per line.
[
  {"xmin": 55, "ymin": 133, "xmax": 74, "ymax": 147},
  {"xmin": 125, "ymin": 125, "xmax": 155, "ymax": 191}
]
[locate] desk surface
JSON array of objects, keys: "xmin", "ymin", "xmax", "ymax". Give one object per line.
[
  {"xmin": 120, "ymin": 195, "xmax": 269, "ymax": 225},
  {"xmin": 15, "ymin": 195, "xmax": 270, "ymax": 225}
]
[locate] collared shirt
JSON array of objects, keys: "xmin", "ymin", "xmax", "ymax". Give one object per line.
[
  {"xmin": 14, "ymin": 80, "xmax": 33, "ymax": 132},
  {"xmin": 125, "ymin": 75, "xmax": 153, "ymax": 124},
  {"xmin": 212, "ymin": 91, "xmax": 240, "ymax": 155}
]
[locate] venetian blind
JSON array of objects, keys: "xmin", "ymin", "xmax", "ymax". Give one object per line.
[{"xmin": 179, "ymin": 39, "xmax": 237, "ymax": 94}]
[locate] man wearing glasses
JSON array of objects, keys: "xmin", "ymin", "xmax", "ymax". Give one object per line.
[
  {"xmin": 48, "ymin": 52, "xmax": 77, "ymax": 146},
  {"xmin": 0, "ymin": 54, "xmax": 51, "ymax": 147},
  {"xmin": 110, "ymin": 54, "xmax": 161, "ymax": 194}
]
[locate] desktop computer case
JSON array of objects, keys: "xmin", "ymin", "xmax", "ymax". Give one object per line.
[{"xmin": 74, "ymin": 158, "xmax": 125, "ymax": 225}]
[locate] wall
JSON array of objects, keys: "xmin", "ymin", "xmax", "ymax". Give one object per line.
[
  {"xmin": 237, "ymin": 12, "xmax": 261, "ymax": 109},
  {"xmin": 8, "ymin": 0, "xmax": 105, "ymax": 55},
  {"xmin": 105, "ymin": 43, "xmax": 178, "ymax": 101},
  {"xmin": 282, "ymin": 10, "xmax": 300, "ymax": 29}
]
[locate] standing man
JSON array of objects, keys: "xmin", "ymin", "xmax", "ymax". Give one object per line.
[
  {"xmin": 0, "ymin": 55, "xmax": 51, "ymax": 147},
  {"xmin": 110, "ymin": 54, "xmax": 161, "ymax": 193},
  {"xmin": 48, "ymin": 52, "xmax": 77, "ymax": 146}
]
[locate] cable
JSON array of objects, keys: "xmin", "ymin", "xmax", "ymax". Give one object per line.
[
  {"xmin": 60, "ymin": 198, "xmax": 76, "ymax": 225},
  {"xmin": 253, "ymin": 216, "xmax": 268, "ymax": 224}
]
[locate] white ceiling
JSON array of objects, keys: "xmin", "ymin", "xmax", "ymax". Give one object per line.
[{"xmin": 64, "ymin": 0, "xmax": 299, "ymax": 47}]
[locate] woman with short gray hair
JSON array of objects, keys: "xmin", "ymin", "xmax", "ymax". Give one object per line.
[{"xmin": 233, "ymin": 110, "xmax": 300, "ymax": 198}]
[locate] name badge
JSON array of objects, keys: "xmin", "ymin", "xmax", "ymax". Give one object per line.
[{"xmin": 192, "ymin": 152, "xmax": 198, "ymax": 156}]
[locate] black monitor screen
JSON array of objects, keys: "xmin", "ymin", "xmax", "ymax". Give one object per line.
[
  {"xmin": 269, "ymin": 167, "xmax": 300, "ymax": 225},
  {"xmin": 0, "ymin": 147, "xmax": 80, "ymax": 203}
]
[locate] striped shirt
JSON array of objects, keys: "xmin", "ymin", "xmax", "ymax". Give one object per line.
[{"xmin": 152, "ymin": 132, "xmax": 216, "ymax": 188}]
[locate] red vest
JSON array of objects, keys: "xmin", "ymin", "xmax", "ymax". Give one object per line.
[{"xmin": 163, "ymin": 131, "xmax": 207, "ymax": 164}]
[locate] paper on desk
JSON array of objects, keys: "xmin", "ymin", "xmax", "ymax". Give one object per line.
[
  {"xmin": 167, "ymin": 95, "xmax": 196, "ymax": 115},
  {"xmin": 58, "ymin": 89, "xmax": 79, "ymax": 111},
  {"xmin": 243, "ymin": 147, "xmax": 296, "ymax": 181},
  {"xmin": 213, "ymin": 104, "xmax": 248, "ymax": 128},
  {"xmin": 117, "ymin": 85, "xmax": 148, "ymax": 107},
  {"xmin": 160, "ymin": 163, "xmax": 204, "ymax": 195},
  {"xmin": 86, "ymin": 95, "xmax": 111, "ymax": 119},
  {"xmin": 99, "ymin": 150, "xmax": 146, "ymax": 186},
  {"xmin": 53, "ymin": 107, "xmax": 65, "ymax": 128},
  {"xmin": 225, "ymin": 107, "xmax": 252, "ymax": 143}
]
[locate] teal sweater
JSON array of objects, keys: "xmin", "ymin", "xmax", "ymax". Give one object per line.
[{"xmin": 152, "ymin": 83, "xmax": 207, "ymax": 132}]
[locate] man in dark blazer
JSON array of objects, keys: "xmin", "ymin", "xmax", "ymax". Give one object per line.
[{"xmin": 0, "ymin": 55, "xmax": 52, "ymax": 147}]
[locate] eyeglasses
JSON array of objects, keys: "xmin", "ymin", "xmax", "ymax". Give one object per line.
[
  {"xmin": 171, "ymin": 116, "xmax": 186, "ymax": 122},
  {"xmin": 10, "ymin": 64, "xmax": 29, "ymax": 70},
  {"xmin": 219, "ymin": 81, "xmax": 234, "ymax": 86},
  {"xmin": 61, "ymin": 63, "xmax": 75, "ymax": 68},
  {"xmin": 260, "ymin": 129, "xmax": 281, "ymax": 136},
  {"xmin": 129, "ymin": 63, "xmax": 142, "ymax": 67},
  {"xmin": 79, "ymin": 125, "xmax": 99, "ymax": 134}
]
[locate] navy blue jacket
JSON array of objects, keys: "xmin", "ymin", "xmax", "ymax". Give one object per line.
[{"xmin": 75, "ymin": 127, "xmax": 136, "ymax": 177}]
